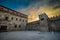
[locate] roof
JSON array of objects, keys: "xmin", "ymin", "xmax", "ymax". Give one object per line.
[
  {"xmin": 27, "ymin": 20, "xmax": 40, "ymax": 25},
  {"xmin": 0, "ymin": 5, "xmax": 28, "ymax": 19}
]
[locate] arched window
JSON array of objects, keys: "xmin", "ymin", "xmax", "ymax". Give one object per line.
[
  {"xmin": 19, "ymin": 25, "xmax": 21, "ymax": 28},
  {"xmin": 16, "ymin": 18, "xmax": 18, "ymax": 21},
  {"xmin": 20, "ymin": 19, "xmax": 21, "ymax": 21},
  {"xmin": 11, "ymin": 17, "xmax": 13, "ymax": 20},
  {"xmin": 41, "ymin": 18, "xmax": 44, "ymax": 21},
  {"xmin": 5, "ymin": 17, "xmax": 8, "ymax": 20}
]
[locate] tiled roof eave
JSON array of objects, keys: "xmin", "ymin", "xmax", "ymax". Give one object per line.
[{"xmin": 0, "ymin": 5, "xmax": 28, "ymax": 19}]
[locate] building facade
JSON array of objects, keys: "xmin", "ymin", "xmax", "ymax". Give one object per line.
[
  {"xmin": 0, "ymin": 5, "xmax": 60, "ymax": 32},
  {"xmin": 26, "ymin": 13, "xmax": 60, "ymax": 32},
  {"xmin": 26, "ymin": 20, "xmax": 40, "ymax": 31},
  {"xmin": 39, "ymin": 13, "xmax": 49, "ymax": 31},
  {"xmin": 0, "ymin": 5, "xmax": 28, "ymax": 31},
  {"xmin": 48, "ymin": 15, "xmax": 60, "ymax": 32}
]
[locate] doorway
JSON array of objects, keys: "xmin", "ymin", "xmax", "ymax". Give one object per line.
[{"xmin": 0, "ymin": 26, "xmax": 7, "ymax": 30}]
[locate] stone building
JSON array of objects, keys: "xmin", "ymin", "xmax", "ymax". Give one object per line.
[
  {"xmin": 26, "ymin": 13, "xmax": 49, "ymax": 31},
  {"xmin": 48, "ymin": 15, "xmax": 60, "ymax": 32},
  {"xmin": 0, "ymin": 5, "xmax": 60, "ymax": 32},
  {"xmin": 26, "ymin": 20, "xmax": 40, "ymax": 31},
  {"xmin": 26, "ymin": 13, "xmax": 60, "ymax": 32},
  {"xmin": 0, "ymin": 5, "xmax": 28, "ymax": 31},
  {"xmin": 39, "ymin": 13, "xmax": 49, "ymax": 32}
]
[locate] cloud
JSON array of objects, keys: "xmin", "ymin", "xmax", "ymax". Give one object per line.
[
  {"xmin": 16, "ymin": 0, "xmax": 60, "ymax": 23},
  {"xmin": 1, "ymin": 0, "xmax": 60, "ymax": 22},
  {"xmin": 48, "ymin": 0, "xmax": 60, "ymax": 9}
]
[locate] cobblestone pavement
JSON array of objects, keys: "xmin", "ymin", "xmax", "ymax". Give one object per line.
[{"xmin": 0, "ymin": 31, "xmax": 60, "ymax": 40}]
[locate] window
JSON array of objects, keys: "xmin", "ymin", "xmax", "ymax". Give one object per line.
[
  {"xmin": 11, "ymin": 17, "xmax": 13, "ymax": 20},
  {"xmin": 5, "ymin": 17, "xmax": 8, "ymax": 20},
  {"xmin": 16, "ymin": 18, "xmax": 18, "ymax": 21},
  {"xmin": 15, "ymin": 25, "xmax": 17, "ymax": 28},
  {"xmin": 41, "ymin": 18, "xmax": 44, "ymax": 21},
  {"xmin": 20, "ymin": 19, "xmax": 21, "ymax": 21},
  {"xmin": 23, "ymin": 20, "xmax": 24, "ymax": 22},
  {"xmin": 25, "ymin": 20, "xmax": 27, "ymax": 22},
  {"xmin": 19, "ymin": 25, "xmax": 21, "ymax": 28}
]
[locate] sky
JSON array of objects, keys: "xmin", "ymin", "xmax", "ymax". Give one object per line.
[{"xmin": 0, "ymin": 0, "xmax": 60, "ymax": 22}]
